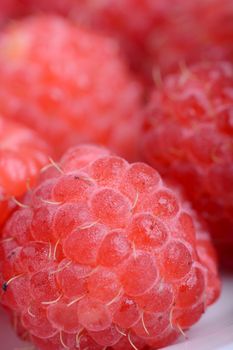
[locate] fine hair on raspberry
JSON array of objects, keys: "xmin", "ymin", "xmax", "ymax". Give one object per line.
[{"xmin": 0, "ymin": 144, "xmax": 220, "ymax": 350}]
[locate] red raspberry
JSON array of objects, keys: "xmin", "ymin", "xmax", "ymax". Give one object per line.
[
  {"xmin": 0, "ymin": 145, "xmax": 220, "ymax": 349},
  {"xmin": 6, "ymin": 1, "xmax": 233, "ymax": 83},
  {"xmin": 141, "ymin": 61, "xmax": 233, "ymax": 267},
  {"xmin": 0, "ymin": 15, "xmax": 142, "ymax": 160},
  {"xmin": 73, "ymin": 0, "xmax": 233, "ymax": 83},
  {"xmin": 0, "ymin": 117, "xmax": 49, "ymax": 228}
]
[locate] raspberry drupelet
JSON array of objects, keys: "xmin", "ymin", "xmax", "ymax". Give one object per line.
[
  {"xmin": 0, "ymin": 117, "xmax": 50, "ymax": 228},
  {"xmin": 0, "ymin": 15, "xmax": 142, "ymax": 160},
  {"xmin": 141, "ymin": 61, "xmax": 233, "ymax": 267},
  {"xmin": 0, "ymin": 144, "xmax": 220, "ymax": 349}
]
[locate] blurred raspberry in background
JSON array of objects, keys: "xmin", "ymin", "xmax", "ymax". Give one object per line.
[
  {"xmin": 0, "ymin": 15, "xmax": 142, "ymax": 160},
  {"xmin": 1, "ymin": 0, "xmax": 233, "ymax": 84}
]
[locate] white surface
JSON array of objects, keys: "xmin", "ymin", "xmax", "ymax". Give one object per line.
[
  {"xmin": 165, "ymin": 275, "xmax": 233, "ymax": 350},
  {"xmin": 0, "ymin": 275, "xmax": 232, "ymax": 350}
]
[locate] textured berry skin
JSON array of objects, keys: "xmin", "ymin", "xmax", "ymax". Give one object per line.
[
  {"xmin": 0, "ymin": 145, "xmax": 220, "ymax": 349},
  {"xmin": 141, "ymin": 61, "xmax": 233, "ymax": 267},
  {"xmin": 0, "ymin": 15, "xmax": 142, "ymax": 160},
  {"xmin": 0, "ymin": 117, "xmax": 49, "ymax": 228}
]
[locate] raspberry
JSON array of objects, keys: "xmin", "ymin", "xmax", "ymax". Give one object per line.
[
  {"xmin": 0, "ymin": 144, "xmax": 220, "ymax": 349},
  {"xmin": 5, "ymin": 1, "xmax": 233, "ymax": 83},
  {"xmin": 0, "ymin": 15, "xmax": 142, "ymax": 160},
  {"xmin": 141, "ymin": 61, "xmax": 233, "ymax": 267},
  {"xmin": 74, "ymin": 0, "xmax": 233, "ymax": 82},
  {"xmin": 0, "ymin": 117, "xmax": 49, "ymax": 228}
]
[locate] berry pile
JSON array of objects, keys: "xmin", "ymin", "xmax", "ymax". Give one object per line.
[
  {"xmin": 0, "ymin": 117, "xmax": 49, "ymax": 228},
  {"xmin": 0, "ymin": 15, "xmax": 142, "ymax": 160},
  {"xmin": 39, "ymin": 0, "xmax": 233, "ymax": 83},
  {"xmin": 0, "ymin": 0, "xmax": 232, "ymax": 348},
  {"xmin": 2, "ymin": 1, "xmax": 233, "ymax": 83},
  {"xmin": 87, "ymin": 0, "xmax": 233, "ymax": 82},
  {"xmin": 0, "ymin": 145, "xmax": 220, "ymax": 349},
  {"xmin": 141, "ymin": 61, "xmax": 233, "ymax": 267}
]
